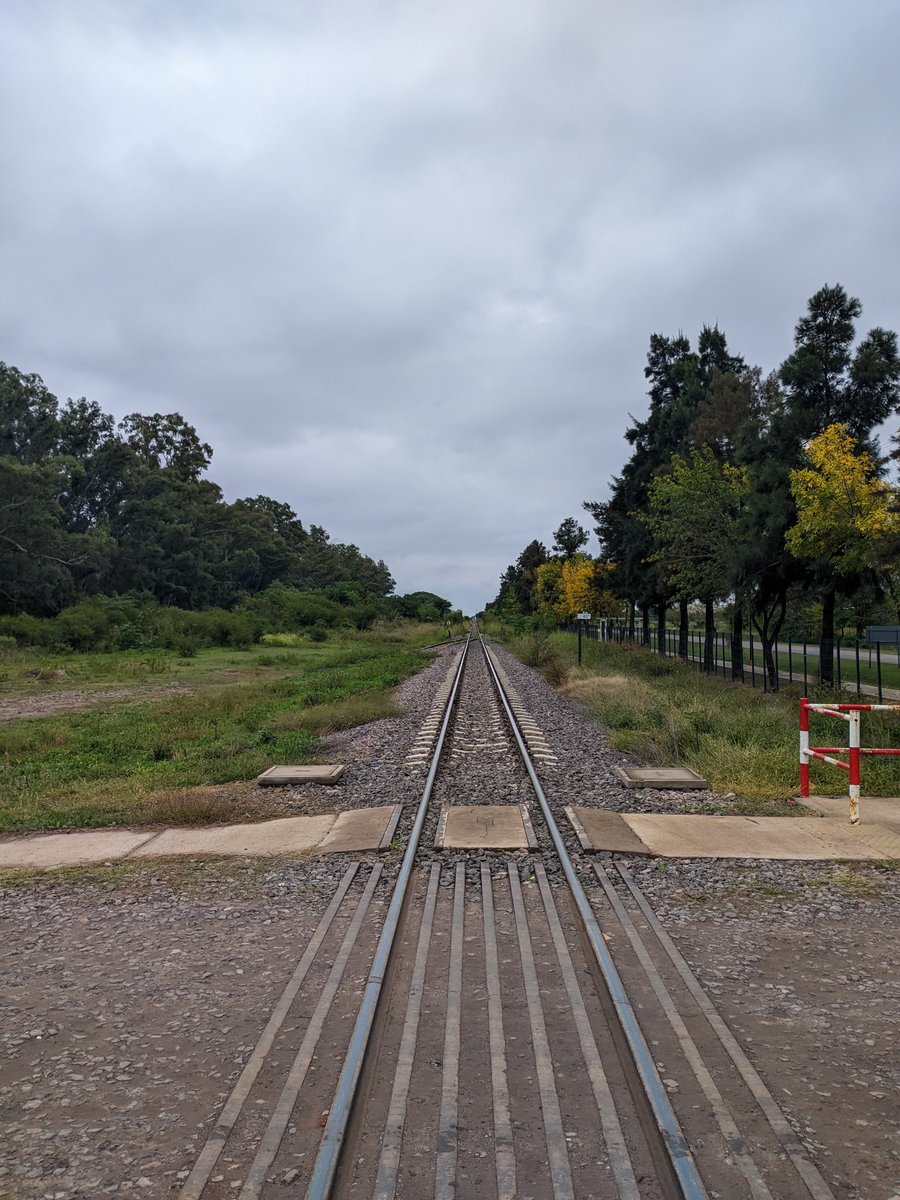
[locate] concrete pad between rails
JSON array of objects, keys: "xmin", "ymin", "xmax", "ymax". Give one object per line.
[
  {"xmin": 0, "ymin": 808, "xmax": 402, "ymax": 870},
  {"xmin": 435, "ymin": 805, "xmax": 538, "ymax": 850}
]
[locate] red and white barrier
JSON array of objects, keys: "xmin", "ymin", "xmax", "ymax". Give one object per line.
[{"xmin": 799, "ymin": 697, "xmax": 900, "ymax": 823}]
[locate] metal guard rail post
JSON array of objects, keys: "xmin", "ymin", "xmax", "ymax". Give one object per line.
[{"xmin": 799, "ymin": 696, "xmax": 900, "ymax": 824}]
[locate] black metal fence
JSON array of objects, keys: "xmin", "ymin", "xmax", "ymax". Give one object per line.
[{"xmin": 563, "ymin": 620, "xmax": 895, "ymax": 703}]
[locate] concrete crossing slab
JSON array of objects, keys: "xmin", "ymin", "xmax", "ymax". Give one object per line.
[
  {"xmin": 801, "ymin": 794, "xmax": 900, "ymax": 833},
  {"xmin": 435, "ymin": 805, "xmax": 537, "ymax": 850},
  {"xmin": 621, "ymin": 814, "xmax": 891, "ymax": 861},
  {"xmin": 564, "ymin": 807, "xmax": 651, "ymax": 854},
  {"xmin": 317, "ymin": 805, "xmax": 403, "ymax": 853},
  {"xmin": 848, "ymin": 824, "xmax": 900, "ymax": 859},
  {"xmin": 0, "ymin": 807, "xmax": 406, "ymax": 870},
  {"xmin": 0, "ymin": 829, "xmax": 158, "ymax": 869},
  {"xmin": 131, "ymin": 815, "xmax": 336, "ymax": 859}
]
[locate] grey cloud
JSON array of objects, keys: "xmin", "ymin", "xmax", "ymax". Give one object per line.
[{"xmin": 2, "ymin": 1, "xmax": 899, "ymax": 611}]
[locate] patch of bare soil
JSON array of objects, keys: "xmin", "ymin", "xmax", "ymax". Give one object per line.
[
  {"xmin": 0, "ymin": 864, "xmax": 341, "ymax": 1199},
  {"xmin": 0, "ymin": 685, "xmax": 193, "ymax": 724},
  {"xmin": 142, "ymin": 779, "xmax": 345, "ymax": 825}
]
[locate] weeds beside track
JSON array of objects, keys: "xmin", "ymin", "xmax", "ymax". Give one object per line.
[
  {"xmin": 0, "ymin": 628, "xmax": 439, "ymax": 833},
  {"xmin": 493, "ymin": 626, "xmax": 900, "ymax": 803}
]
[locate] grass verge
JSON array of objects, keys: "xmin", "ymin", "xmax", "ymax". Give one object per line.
[
  {"xmin": 502, "ymin": 629, "xmax": 900, "ymax": 803},
  {"xmin": 0, "ymin": 626, "xmax": 437, "ymax": 833}
]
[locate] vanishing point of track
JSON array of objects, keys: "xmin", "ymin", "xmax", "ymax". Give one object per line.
[{"xmin": 178, "ymin": 629, "xmax": 840, "ymax": 1200}]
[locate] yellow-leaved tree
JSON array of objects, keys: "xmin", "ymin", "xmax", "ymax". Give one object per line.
[
  {"xmin": 560, "ymin": 554, "xmax": 595, "ymax": 617},
  {"xmin": 787, "ymin": 423, "xmax": 898, "ymax": 573},
  {"xmin": 536, "ymin": 553, "xmax": 622, "ymax": 620}
]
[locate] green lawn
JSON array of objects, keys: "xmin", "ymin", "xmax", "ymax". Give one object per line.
[
  {"xmin": 0, "ymin": 626, "xmax": 437, "ymax": 833},
  {"xmin": 686, "ymin": 643, "xmax": 900, "ymax": 693}
]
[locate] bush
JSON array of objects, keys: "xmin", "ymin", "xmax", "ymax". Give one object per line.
[
  {"xmin": 241, "ymin": 583, "xmax": 346, "ymax": 630},
  {"xmin": 171, "ymin": 636, "xmax": 199, "ymax": 657},
  {"xmin": 146, "ymin": 607, "xmax": 262, "ymax": 651}
]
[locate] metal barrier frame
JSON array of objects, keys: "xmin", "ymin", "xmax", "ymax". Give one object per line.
[{"xmin": 799, "ymin": 696, "xmax": 900, "ymax": 823}]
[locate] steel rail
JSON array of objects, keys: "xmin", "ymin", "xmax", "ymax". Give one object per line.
[
  {"xmin": 478, "ymin": 634, "xmax": 709, "ymax": 1200},
  {"xmin": 304, "ymin": 631, "xmax": 472, "ymax": 1200}
]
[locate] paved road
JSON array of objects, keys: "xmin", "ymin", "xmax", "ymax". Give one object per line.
[{"xmin": 741, "ymin": 639, "xmax": 900, "ymax": 664}]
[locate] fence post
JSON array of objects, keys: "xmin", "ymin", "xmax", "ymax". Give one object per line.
[
  {"xmin": 848, "ymin": 709, "xmax": 861, "ymax": 824},
  {"xmin": 750, "ymin": 630, "xmax": 756, "ymax": 688},
  {"xmin": 877, "ymin": 643, "xmax": 883, "ymax": 704},
  {"xmin": 803, "ymin": 641, "xmax": 808, "ymax": 694},
  {"xmin": 799, "ymin": 697, "xmax": 810, "ymax": 796},
  {"xmin": 788, "ymin": 639, "xmax": 792, "ymax": 684},
  {"xmin": 855, "ymin": 640, "xmax": 861, "ymax": 699},
  {"xmin": 836, "ymin": 644, "xmax": 842, "ymax": 692}
]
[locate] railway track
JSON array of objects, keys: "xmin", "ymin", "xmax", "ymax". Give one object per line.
[{"xmin": 178, "ymin": 630, "xmax": 839, "ymax": 1200}]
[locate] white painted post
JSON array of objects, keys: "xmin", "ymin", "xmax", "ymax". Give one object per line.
[{"xmin": 848, "ymin": 710, "xmax": 861, "ymax": 825}]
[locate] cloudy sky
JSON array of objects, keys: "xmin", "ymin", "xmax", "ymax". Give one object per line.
[{"xmin": 2, "ymin": 2, "xmax": 899, "ymax": 613}]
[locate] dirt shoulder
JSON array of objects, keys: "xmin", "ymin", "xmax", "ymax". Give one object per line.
[
  {"xmin": 0, "ymin": 859, "xmax": 350, "ymax": 1200},
  {"xmin": 634, "ymin": 858, "xmax": 900, "ymax": 1200}
]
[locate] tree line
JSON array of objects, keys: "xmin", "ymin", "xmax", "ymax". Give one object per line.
[
  {"xmin": 489, "ymin": 284, "xmax": 900, "ymax": 688},
  {"xmin": 1, "ymin": 361, "xmax": 455, "ymax": 644}
]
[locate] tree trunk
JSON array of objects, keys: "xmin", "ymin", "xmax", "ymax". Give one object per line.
[
  {"xmin": 657, "ymin": 599, "xmax": 667, "ymax": 655},
  {"xmin": 819, "ymin": 585, "xmax": 836, "ymax": 685},
  {"xmin": 704, "ymin": 598, "xmax": 715, "ymax": 673},
  {"xmin": 731, "ymin": 602, "xmax": 744, "ymax": 681},
  {"xmin": 641, "ymin": 604, "xmax": 650, "ymax": 646},
  {"xmin": 678, "ymin": 599, "xmax": 688, "ymax": 660},
  {"xmin": 628, "ymin": 600, "xmax": 636, "ymax": 641},
  {"xmin": 753, "ymin": 590, "xmax": 787, "ymax": 691}
]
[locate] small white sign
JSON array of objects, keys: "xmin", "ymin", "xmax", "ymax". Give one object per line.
[{"xmin": 577, "ymin": 612, "xmax": 591, "ymax": 621}]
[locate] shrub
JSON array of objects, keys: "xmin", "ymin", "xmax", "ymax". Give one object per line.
[
  {"xmin": 172, "ymin": 636, "xmax": 199, "ymax": 658},
  {"xmin": 541, "ymin": 656, "xmax": 568, "ymax": 687}
]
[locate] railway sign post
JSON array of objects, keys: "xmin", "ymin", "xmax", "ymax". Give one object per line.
[{"xmin": 576, "ymin": 612, "xmax": 591, "ymax": 665}]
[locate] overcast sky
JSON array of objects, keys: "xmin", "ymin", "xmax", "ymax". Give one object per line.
[{"xmin": 2, "ymin": 2, "xmax": 899, "ymax": 613}]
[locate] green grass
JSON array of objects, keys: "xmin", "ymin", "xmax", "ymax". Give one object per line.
[
  {"xmin": 0, "ymin": 626, "xmax": 438, "ymax": 833},
  {"xmin": 765, "ymin": 646, "xmax": 900, "ymax": 692},
  {"xmin": 0, "ymin": 643, "xmax": 263, "ymax": 695},
  {"xmin": 509, "ymin": 631, "xmax": 900, "ymax": 803}
]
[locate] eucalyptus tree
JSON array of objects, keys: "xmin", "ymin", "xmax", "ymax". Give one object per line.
[{"xmin": 0, "ymin": 362, "xmax": 60, "ymax": 463}]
